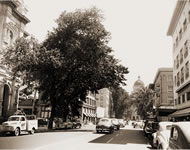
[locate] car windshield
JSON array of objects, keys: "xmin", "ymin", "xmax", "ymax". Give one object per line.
[{"xmin": 8, "ymin": 117, "xmax": 20, "ymax": 121}]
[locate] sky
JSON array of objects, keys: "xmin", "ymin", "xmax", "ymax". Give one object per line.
[{"xmin": 24, "ymin": 0, "xmax": 177, "ymax": 93}]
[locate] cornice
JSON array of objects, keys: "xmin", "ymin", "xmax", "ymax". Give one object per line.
[{"xmin": 167, "ymin": 0, "xmax": 186, "ymax": 36}]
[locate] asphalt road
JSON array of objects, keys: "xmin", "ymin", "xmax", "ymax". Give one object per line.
[{"xmin": 0, "ymin": 126, "xmax": 152, "ymax": 150}]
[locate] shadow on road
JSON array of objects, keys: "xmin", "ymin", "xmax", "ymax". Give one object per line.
[{"xmin": 89, "ymin": 128, "xmax": 150, "ymax": 145}]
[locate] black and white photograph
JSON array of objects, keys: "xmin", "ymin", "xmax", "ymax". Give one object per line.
[{"xmin": 1, "ymin": 0, "xmax": 190, "ymax": 149}]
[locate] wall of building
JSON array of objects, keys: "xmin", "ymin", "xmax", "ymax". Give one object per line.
[
  {"xmin": 0, "ymin": 1, "xmax": 29, "ymax": 121},
  {"xmin": 171, "ymin": 1, "xmax": 190, "ymax": 110}
]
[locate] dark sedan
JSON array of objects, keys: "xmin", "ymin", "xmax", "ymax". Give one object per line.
[
  {"xmin": 168, "ymin": 122, "xmax": 190, "ymax": 149},
  {"xmin": 96, "ymin": 118, "xmax": 114, "ymax": 134},
  {"xmin": 111, "ymin": 118, "xmax": 120, "ymax": 130}
]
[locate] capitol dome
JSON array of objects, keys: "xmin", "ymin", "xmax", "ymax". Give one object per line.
[{"xmin": 133, "ymin": 76, "xmax": 144, "ymax": 92}]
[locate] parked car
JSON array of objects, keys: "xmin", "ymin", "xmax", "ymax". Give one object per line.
[
  {"xmin": 112, "ymin": 118, "xmax": 120, "ymax": 130},
  {"xmin": 168, "ymin": 122, "xmax": 190, "ymax": 149},
  {"xmin": 0, "ymin": 114, "xmax": 38, "ymax": 136},
  {"xmin": 72, "ymin": 119, "xmax": 82, "ymax": 129},
  {"xmin": 54, "ymin": 118, "xmax": 73, "ymax": 129},
  {"xmin": 152, "ymin": 121, "xmax": 173, "ymax": 149},
  {"xmin": 96, "ymin": 118, "xmax": 114, "ymax": 134},
  {"xmin": 118, "ymin": 119, "xmax": 125, "ymax": 128},
  {"xmin": 133, "ymin": 120, "xmax": 144, "ymax": 128}
]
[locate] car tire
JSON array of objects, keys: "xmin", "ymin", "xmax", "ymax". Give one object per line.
[
  {"xmin": 109, "ymin": 129, "xmax": 113, "ymax": 134},
  {"xmin": 157, "ymin": 144, "xmax": 163, "ymax": 150},
  {"xmin": 29, "ymin": 128, "xmax": 35, "ymax": 134},
  {"xmin": 14, "ymin": 127, "xmax": 20, "ymax": 136}
]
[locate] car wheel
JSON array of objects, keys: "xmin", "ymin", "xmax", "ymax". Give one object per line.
[
  {"xmin": 157, "ymin": 144, "xmax": 163, "ymax": 150},
  {"xmin": 14, "ymin": 128, "xmax": 20, "ymax": 136},
  {"xmin": 109, "ymin": 129, "xmax": 113, "ymax": 134},
  {"xmin": 30, "ymin": 128, "xmax": 35, "ymax": 134}
]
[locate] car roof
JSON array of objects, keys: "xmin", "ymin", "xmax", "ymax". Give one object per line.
[
  {"xmin": 173, "ymin": 122, "xmax": 190, "ymax": 143},
  {"xmin": 159, "ymin": 121, "xmax": 173, "ymax": 126}
]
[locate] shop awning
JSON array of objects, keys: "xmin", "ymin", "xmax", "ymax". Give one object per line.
[{"xmin": 169, "ymin": 107, "xmax": 190, "ymax": 117}]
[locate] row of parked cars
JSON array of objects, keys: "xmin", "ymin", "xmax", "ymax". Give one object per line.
[
  {"xmin": 144, "ymin": 120, "xmax": 190, "ymax": 149},
  {"xmin": 53, "ymin": 118, "xmax": 82, "ymax": 129},
  {"xmin": 96, "ymin": 118, "xmax": 126, "ymax": 134}
]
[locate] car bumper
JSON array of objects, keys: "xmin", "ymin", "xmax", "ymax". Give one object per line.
[
  {"xmin": 96, "ymin": 127, "xmax": 112, "ymax": 132},
  {"xmin": 0, "ymin": 125, "xmax": 15, "ymax": 132}
]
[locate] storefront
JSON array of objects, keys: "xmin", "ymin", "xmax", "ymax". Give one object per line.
[{"xmin": 169, "ymin": 107, "xmax": 190, "ymax": 121}]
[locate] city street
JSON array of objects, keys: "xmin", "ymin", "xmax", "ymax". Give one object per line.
[{"xmin": 0, "ymin": 125, "xmax": 152, "ymax": 150}]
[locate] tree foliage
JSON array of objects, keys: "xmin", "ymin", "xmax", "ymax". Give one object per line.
[
  {"xmin": 111, "ymin": 86, "xmax": 130, "ymax": 119},
  {"xmin": 2, "ymin": 7, "xmax": 129, "ymax": 128},
  {"xmin": 132, "ymin": 87, "xmax": 154, "ymax": 120}
]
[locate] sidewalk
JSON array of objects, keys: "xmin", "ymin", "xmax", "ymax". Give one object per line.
[
  {"xmin": 36, "ymin": 124, "xmax": 96, "ymax": 133},
  {"xmin": 74, "ymin": 124, "xmax": 96, "ymax": 132}
]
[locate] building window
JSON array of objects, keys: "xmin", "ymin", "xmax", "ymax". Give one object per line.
[
  {"xmin": 7, "ymin": 30, "xmax": 13, "ymax": 46},
  {"xmin": 175, "ymin": 98, "xmax": 177, "ymax": 105},
  {"xmin": 177, "ymin": 72, "xmax": 180, "ymax": 86},
  {"xmin": 180, "ymin": 48, "xmax": 183, "ymax": 64},
  {"xmin": 168, "ymin": 75, "xmax": 173, "ymax": 82},
  {"xmin": 176, "ymin": 55, "xmax": 179, "ymax": 69},
  {"xmin": 184, "ymin": 40, "xmax": 188, "ymax": 58},
  {"xmin": 187, "ymin": 92, "xmax": 190, "ymax": 101},
  {"xmin": 167, "ymin": 96, "xmax": 174, "ymax": 105},
  {"xmin": 168, "ymin": 86, "xmax": 173, "ymax": 92},
  {"xmin": 174, "ymin": 60, "xmax": 176, "ymax": 69},
  {"xmin": 176, "ymin": 37, "xmax": 179, "ymax": 47},
  {"xmin": 175, "ymin": 76, "xmax": 177, "ymax": 86},
  {"xmin": 181, "ymin": 67, "xmax": 184, "ymax": 83},
  {"xmin": 185, "ymin": 61, "xmax": 189, "ymax": 79},
  {"xmin": 182, "ymin": 94, "xmax": 185, "ymax": 103},
  {"xmin": 178, "ymin": 96, "xmax": 181, "ymax": 104},
  {"xmin": 179, "ymin": 29, "xmax": 182, "ymax": 40},
  {"xmin": 183, "ymin": 19, "xmax": 187, "ymax": 32}
]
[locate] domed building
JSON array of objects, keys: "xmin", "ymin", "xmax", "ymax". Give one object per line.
[
  {"xmin": 130, "ymin": 76, "xmax": 145, "ymax": 121},
  {"xmin": 133, "ymin": 76, "xmax": 145, "ymax": 92}
]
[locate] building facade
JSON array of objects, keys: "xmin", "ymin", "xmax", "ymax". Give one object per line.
[
  {"xmin": 0, "ymin": 0, "xmax": 30, "ymax": 121},
  {"xmin": 81, "ymin": 91, "xmax": 96, "ymax": 125},
  {"xmin": 96, "ymin": 88, "xmax": 113, "ymax": 119},
  {"xmin": 153, "ymin": 68, "xmax": 175, "ymax": 121},
  {"xmin": 167, "ymin": 0, "xmax": 190, "ymax": 121},
  {"xmin": 130, "ymin": 76, "xmax": 145, "ymax": 120}
]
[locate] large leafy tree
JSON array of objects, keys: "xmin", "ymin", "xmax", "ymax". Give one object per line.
[
  {"xmin": 2, "ymin": 7, "xmax": 129, "ymax": 129},
  {"xmin": 133, "ymin": 87, "xmax": 154, "ymax": 120},
  {"xmin": 111, "ymin": 86, "xmax": 130, "ymax": 119}
]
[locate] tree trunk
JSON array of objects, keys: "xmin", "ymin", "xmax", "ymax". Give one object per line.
[{"xmin": 48, "ymin": 100, "xmax": 56, "ymax": 129}]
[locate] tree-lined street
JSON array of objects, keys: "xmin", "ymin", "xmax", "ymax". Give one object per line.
[{"xmin": 0, "ymin": 125, "xmax": 151, "ymax": 150}]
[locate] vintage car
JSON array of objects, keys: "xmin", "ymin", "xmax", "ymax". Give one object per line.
[
  {"xmin": 111, "ymin": 118, "xmax": 120, "ymax": 130},
  {"xmin": 118, "ymin": 119, "xmax": 125, "ymax": 128},
  {"xmin": 96, "ymin": 118, "xmax": 114, "ymax": 134},
  {"xmin": 54, "ymin": 118, "xmax": 73, "ymax": 129},
  {"xmin": 0, "ymin": 114, "xmax": 38, "ymax": 136},
  {"xmin": 168, "ymin": 122, "xmax": 190, "ymax": 149},
  {"xmin": 152, "ymin": 121, "xmax": 173, "ymax": 149},
  {"xmin": 72, "ymin": 119, "xmax": 82, "ymax": 129}
]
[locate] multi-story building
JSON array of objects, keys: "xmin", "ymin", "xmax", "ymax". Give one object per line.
[
  {"xmin": 0, "ymin": 0, "xmax": 30, "ymax": 121},
  {"xmin": 153, "ymin": 68, "xmax": 175, "ymax": 121},
  {"xmin": 81, "ymin": 91, "xmax": 96, "ymax": 124},
  {"xmin": 96, "ymin": 88, "xmax": 113, "ymax": 119},
  {"xmin": 167, "ymin": 0, "xmax": 190, "ymax": 121}
]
